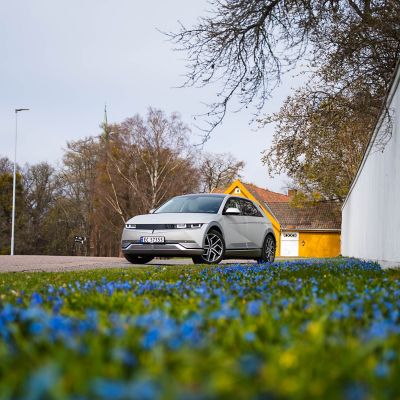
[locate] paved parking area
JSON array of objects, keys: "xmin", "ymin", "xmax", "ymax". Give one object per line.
[{"xmin": 0, "ymin": 255, "xmax": 259, "ymax": 273}]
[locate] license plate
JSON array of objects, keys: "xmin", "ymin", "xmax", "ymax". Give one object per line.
[{"xmin": 140, "ymin": 236, "xmax": 165, "ymax": 244}]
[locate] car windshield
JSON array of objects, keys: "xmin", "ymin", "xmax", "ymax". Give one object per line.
[{"xmin": 155, "ymin": 195, "xmax": 225, "ymax": 214}]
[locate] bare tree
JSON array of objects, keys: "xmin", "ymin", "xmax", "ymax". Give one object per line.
[
  {"xmin": 106, "ymin": 108, "xmax": 200, "ymax": 217},
  {"xmin": 262, "ymin": 84, "xmax": 376, "ymax": 201},
  {"xmin": 167, "ymin": 0, "xmax": 400, "ymax": 137},
  {"xmin": 168, "ymin": 0, "xmax": 400, "ymax": 199},
  {"xmin": 21, "ymin": 162, "xmax": 57, "ymax": 254},
  {"xmin": 258, "ymin": 1, "xmax": 400, "ymax": 201},
  {"xmin": 0, "ymin": 157, "xmax": 14, "ymax": 174},
  {"xmin": 200, "ymin": 152, "xmax": 245, "ymax": 193},
  {"xmin": 59, "ymin": 137, "xmax": 100, "ymax": 255}
]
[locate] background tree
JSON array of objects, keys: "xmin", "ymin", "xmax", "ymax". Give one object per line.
[
  {"xmin": 61, "ymin": 108, "xmax": 201, "ymax": 256},
  {"xmin": 58, "ymin": 137, "xmax": 100, "ymax": 255},
  {"xmin": 200, "ymin": 152, "xmax": 245, "ymax": 192},
  {"xmin": 169, "ymin": 0, "xmax": 399, "ymax": 132},
  {"xmin": 106, "ymin": 108, "xmax": 199, "ymax": 213},
  {"xmin": 20, "ymin": 162, "xmax": 57, "ymax": 254},
  {"xmin": 88, "ymin": 108, "xmax": 200, "ymax": 256},
  {"xmin": 262, "ymin": 84, "xmax": 377, "ymax": 201},
  {"xmin": 169, "ymin": 0, "xmax": 400, "ymax": 198},
  {"xmin": 0, "ymin": 157, "xmax": 24, "ymax": 254}
]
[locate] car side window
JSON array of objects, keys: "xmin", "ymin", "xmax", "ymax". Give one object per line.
[
  {"xmin": 238, "ymin": 199, "xmax": 263, "ymax": 217},
  {"xmin": 223, "ymin": 198, "xmax": 242, "ymax": 215}
]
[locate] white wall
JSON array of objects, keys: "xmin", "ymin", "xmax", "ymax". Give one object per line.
[{"xmin": 342, "ymin": 65, "xmax": 400, "ymax": 268}]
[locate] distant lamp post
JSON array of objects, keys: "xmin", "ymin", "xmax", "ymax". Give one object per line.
[{"xmin": 10, "ymin": 108, "xmax": 29, "ymax": 256}]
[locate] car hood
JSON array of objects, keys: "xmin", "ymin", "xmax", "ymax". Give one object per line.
[{"xmin": 126, "ymin": 213, "xmax": 217, "ymax": 224}]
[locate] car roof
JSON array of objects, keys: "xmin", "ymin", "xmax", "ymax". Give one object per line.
[
  {"xmin": 176, "ymin": 193, "xmax": 258, "ymax": 203},
  {"xmin": 177, "ymin": 193, "xmax": 229, "ymax": 197}
]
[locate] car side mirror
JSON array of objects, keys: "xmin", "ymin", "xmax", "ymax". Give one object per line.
[
  {"xmin": 149, "ymin": 208, "xmax": 155, "ymax": 214},
  {"xmin": 225, "ymin": 207, "xmax": 241, "ymax": 215}
]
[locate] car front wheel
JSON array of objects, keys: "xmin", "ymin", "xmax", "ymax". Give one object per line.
[
  {"xmin": 124, "ymin": 254, "xmax": 154, "ymax": 264},
  {"xmin": 256, "ymin": 234, "xmax": 276, "ymax": 264},
  {"xmin": 192, "ymin": 230, "xmax": 225, "ymax": 265}
]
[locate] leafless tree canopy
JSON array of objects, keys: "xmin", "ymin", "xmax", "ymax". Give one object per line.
[
  {"xmin": 259, "ymin": 1, "xmax": 400, "ymax": 201},
  {"xmin": 102, "ymin": 108, "xmax": 199, "ymax": 218},
  {"xmin": 200, "ymin": 152, "xmax": 245, "ymax": 192},
  {"xmin": 168, "ymin": 0, "xmax": 400, "ymax": 137},
  {"xmin": 262, "ymin": 86, "xmax": 377, "ymax": 201},
  {"xmin": 169, "ymin": 0, "xmax": 400, "ymax": 200}
]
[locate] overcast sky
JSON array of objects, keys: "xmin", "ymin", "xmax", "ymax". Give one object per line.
[{"xmin": 0, "ymin": 0, "xmax": 305, "ymax": 193}]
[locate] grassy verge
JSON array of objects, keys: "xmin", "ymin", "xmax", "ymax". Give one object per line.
[{"xmin": 0, "ymin": 259, "xmax": 399, "ymax": 399}]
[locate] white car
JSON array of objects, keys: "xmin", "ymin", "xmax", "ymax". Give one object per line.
[{"xmin": 121, "ymin": 194, "xmax": 276, "ymax": 264}]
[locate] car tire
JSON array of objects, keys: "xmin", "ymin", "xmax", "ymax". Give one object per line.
[
  {"xmin": 124, "ymin": 254, "xmax": 154, "ymax": 264},
  {"xmin": 256, "ymin": 234, "xmax": 276, "ymax": 264},
  {"xmin": 192, "ymin": 229, "xmax": 225, "ymax": 265}
]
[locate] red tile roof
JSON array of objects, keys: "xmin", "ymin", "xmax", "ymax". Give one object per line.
[
  {"xmin": 266, "ymin": 201, "xmax": 342, "ymax": 231},
  {"xmin": 242, "ymin": 182, "xmax": 290, "ymax": 203}
]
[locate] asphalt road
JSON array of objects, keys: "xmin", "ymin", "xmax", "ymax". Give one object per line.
[{"xmin": 0, "ymin": 255, "xmax": 259, "ymax": 273}]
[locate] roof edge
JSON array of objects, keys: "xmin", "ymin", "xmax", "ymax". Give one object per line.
[{"xmin": 242, "ymin": 181, "xmax": 289, "ymax": 199}]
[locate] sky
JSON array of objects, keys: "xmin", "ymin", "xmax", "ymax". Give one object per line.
[{"xmin": 0, "ymin": 0, "xmax": 305, "ymax": 194}]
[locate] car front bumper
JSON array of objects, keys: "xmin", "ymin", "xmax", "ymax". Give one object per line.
[
  {"xmin": 122, "ymin": 241, "xmax": 204, "ymax": 257},
  {"xmin": 121, "ymin": 227, "xmax": 206, "ymax": 257}
]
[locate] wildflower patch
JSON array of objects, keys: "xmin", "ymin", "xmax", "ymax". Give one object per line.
[{"xmin": 0, "ymin": 259, "xmax": 399, "ymax": 398}]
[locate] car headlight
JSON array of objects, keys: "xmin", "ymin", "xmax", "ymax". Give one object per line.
[
  {"xmin": 125, "ymin": 223, "xmax": 136, "ymax": 229},
  {"xmin": 175, "ymin": 223, "xmax": 203, "ymax": 229}
]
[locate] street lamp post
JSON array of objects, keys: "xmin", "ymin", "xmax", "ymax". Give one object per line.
[{"xmin": 11, "ymin": 108, "xmax": 29, "ymax": 256}]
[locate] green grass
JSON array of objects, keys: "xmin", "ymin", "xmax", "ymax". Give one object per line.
[{"xmin": 0, "ymin": 259, "xmax": 399, "ymax": 399}]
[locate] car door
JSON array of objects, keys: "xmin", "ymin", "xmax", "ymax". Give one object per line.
[
  {"xmin": 220, "ymin": 198, "xmax": 248, "ymax": 250},
  {"xmin": 237, "ymin": 198, "xmax": 266, "ymax": 249}
]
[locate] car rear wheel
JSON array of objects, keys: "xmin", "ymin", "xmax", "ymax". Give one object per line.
[
  {"xmin": 256, "ymin": 234, "xmax": 276, "ymax": 264},
  {"xmin": 192, "ymin": 230, "xmax": 225, "ymax": 265},
  {"xmin": 124, "ymin": 254, "xmax": 154, "ymax": 264}
]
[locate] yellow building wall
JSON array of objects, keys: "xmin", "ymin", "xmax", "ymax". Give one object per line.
[{"xmin": 298, "ymin": 232, "xmax": 341, "ymax": 258}]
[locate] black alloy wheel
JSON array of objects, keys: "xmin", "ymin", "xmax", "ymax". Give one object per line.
[
  {"xmin": 256, "ymin": 234, "xmax": 276, "ymax": 264},
  {"xmin": 192, "ymin": 230, "xmax": 225, "ymax": 265}
]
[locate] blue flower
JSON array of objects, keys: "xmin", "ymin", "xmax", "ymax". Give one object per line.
[
  {"xmin": 24, "ymin": 364, "xmax": 60, "ymax": 400},
  {"xmin": 92, "ymin": 379, "xmax": 128, "ymax": 399},
  {"xmin": 112, "ymin": 348, "xmax": 136, "ymax": 367},
  {"xmin": 142, "ymin": 328, "xmax": 160, "ymax": 349},
  {"xmin": 383, "ymin": 349, "xmax": 396, "ymax": 362},
  {"xmin": 128, "ymin": 379, "xmax": 160, "ymax": 400},
  {"xmin": 239, "ymin": 354, "xmax": 262, "ymax": 376},
  {"xmin": 374, "ymin": 363, "xmax": 389, "ymax": 378},
  {"xmin": 345, "ymin": 383, "xmax": 368, "ymax": 400},
  {"xmin": 244, "ymin": 332, "xmax": 256, "ymax": 342},
  {"xmin": 30, "ymin": 292, "xmax": 43, "ymax": 306},
  {"xmin": 29, "ymin": 321, "xmax": 45, "ymax": 335},
  {"xmin": 246, "ymin": 300, "xmax": 262, "ymax": 316}
]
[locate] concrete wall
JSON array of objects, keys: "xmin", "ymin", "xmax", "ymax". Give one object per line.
[{"xmin": 342, "ymin": 65, "xmax": 400, "ymax": 268}]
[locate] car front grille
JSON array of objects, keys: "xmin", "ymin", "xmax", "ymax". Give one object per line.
[{"xmin": 132, "ymin": 224, "xmax": 176, "ymax": 230}]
